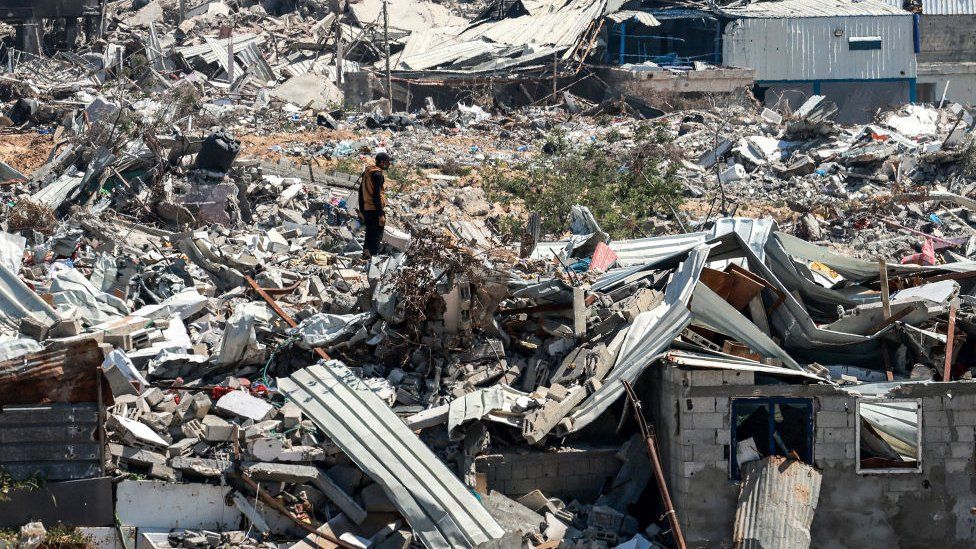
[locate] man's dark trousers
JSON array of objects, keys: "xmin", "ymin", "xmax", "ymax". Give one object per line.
[{"xmin": 363, "ymin": 210, "xmax": 384, "ymax": 255}]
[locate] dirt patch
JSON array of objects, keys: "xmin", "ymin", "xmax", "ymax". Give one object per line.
[{"xmin": 0, "ymin": 132, "xmax": 56, "ymax": 177}]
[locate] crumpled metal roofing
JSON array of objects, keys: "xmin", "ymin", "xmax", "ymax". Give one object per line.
[
  {"xmin": 278, "ymin": 361, "xmax": 504, "ymax": 549},
  {"xmin": 690, "ymin": 282, "xmax": 804, "ymax": 371},
  {"xmin": 720, "ymin": 0, "xmax": 906, "ymax": 18},
  {"xmin": 565, "ymin": 243, "xmax": 709, "ymax": 433},
  {"xmin": 606, "ymin": 10, "xmax": 661, "ymax": 25},
  {"xmin": 608, "ymin": 232, "xmax": 708, "ymax": 267}
]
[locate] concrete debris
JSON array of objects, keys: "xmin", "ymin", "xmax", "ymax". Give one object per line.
[{"xmin": 3, "ymin": 3, "xmax": 976, "ymax": 547}]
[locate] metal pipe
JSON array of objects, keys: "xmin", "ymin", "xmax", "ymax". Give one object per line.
[
  {"xmin": 245, "ymin": 276, "xmax": 330, "ymax": 361},
  {"xmin": 622, "ymin": 381, "xmax": 687, "ymax": 549}
]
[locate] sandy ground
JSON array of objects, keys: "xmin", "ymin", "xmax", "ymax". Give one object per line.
[{"xmin": 0, "ymin": 132, "xmax": 56, "ymax": 176}]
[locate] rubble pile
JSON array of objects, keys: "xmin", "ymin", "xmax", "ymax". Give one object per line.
[
  {"xmin": 4, "ymin": 3, "xmax": 976, "ymax": 549},
  {"xmin": 673, "ymin": 96, "xmax": 976, "ymax": 260}
]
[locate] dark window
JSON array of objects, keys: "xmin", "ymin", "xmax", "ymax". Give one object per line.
[
  {"xmin": 730, "ymin": 398, "xmax": 814, "ymax": 480},
  {"xmin": 849, "ymin": 37, "xmax": 882, "ymax": 51}
]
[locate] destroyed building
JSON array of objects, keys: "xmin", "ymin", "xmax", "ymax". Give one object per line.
[
  {"xmin": 3, "ymin": 0, "xmax": 976, "ymax": 548},
  {"xmin": 600, "ymin": 0, "xmax": 918, "ymax": 121},
  {"xmin": 882, "ymin": 0, "xmax": 976, "ymax": 105}
]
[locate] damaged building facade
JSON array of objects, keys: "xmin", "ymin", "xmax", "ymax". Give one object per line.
[
  {"xmin": 599, "ymin": 0, "xmax": 918, "ymax": 121},
  {"xmin": 4, "ymin": 0, "xmax": 976, "ymax": 548}
]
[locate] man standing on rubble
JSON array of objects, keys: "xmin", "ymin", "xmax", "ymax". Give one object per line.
[{"xmin": 358, "ymin": 152, "xmax": 391, "ymax": 259}]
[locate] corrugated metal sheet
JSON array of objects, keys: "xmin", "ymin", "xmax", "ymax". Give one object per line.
[
  {"xmin": 722, "ymin": 14, "xmax": 917, "ymax": 81},
  {"xmin": 0, "ymin": 263, "xmax": 59, "ymax": 332},
  {"xmin": 664, "ymin": 350, "xmax": 824, "ymax": 381},
  {"xmin": 878, "ymin": 0, "xmax": 976, "ymax": 14},
  {"xmin": 691, "ymin": 282, "xmax": 805, "ymax": 371},
  {"xmin": 608, "ymin": 232, "xmax": 708, "ymax": 267},
  {"xmin": 709, "ymin": 217, "xmax": 776, "ymax": 262},
  {"xmin": 0, "ymin": 403, "xmax": 101, "ymax": 481},
  {"xmin": 721, "ymin": 0, "xmax": 906, "ymax": 17},
  {"xmin": 733, "ymin": 457, "xmax": 822, "ymax": 549},
  {"xmin": 565, "ymin": 244, "xmax": 709, "ymax": 433},
  {"xmin": 278, "ymin": 362, "xmax": 504, "ymax": 549}
]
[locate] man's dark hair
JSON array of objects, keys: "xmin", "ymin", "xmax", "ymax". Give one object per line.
[{"xmin": 375, "ymin": 152, "xmax": 392, "ymax": 164}]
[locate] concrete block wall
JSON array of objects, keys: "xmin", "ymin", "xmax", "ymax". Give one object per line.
[
  {"xmin": 652, "ymin": 366, "xmax": 976, "ymax": 548},
  {"xmin": 918, "ymin": 15, "xmax": 976, "ymax": 62},
  {"xmin": 474, "ymin": 448, "xmax": 621, "ymax": 502}
]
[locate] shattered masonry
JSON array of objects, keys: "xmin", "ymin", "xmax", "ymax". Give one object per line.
[{"xmin": 2, "ymin": 1, "xmax": 976, "ymax": 549}]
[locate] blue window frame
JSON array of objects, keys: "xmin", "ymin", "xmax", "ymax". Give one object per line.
[{"xmin": 730, "ymin": 397, "xmax": 814, "ymax": 480}]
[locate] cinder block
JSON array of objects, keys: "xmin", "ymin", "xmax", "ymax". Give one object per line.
[
  {"xmin": 950, "ymin": 442, "xmax": 974, "ymax": 459},
  {"xmin": 946, "ymin": 393, "xmax": 976, "ymax": 409},
  {"xmin": 927, "ymin": 442, "xmax": 950, "ymax": 459},
  {"xmin": 924, "ymin": 427, "xmax": 950, "ymax": 443},
  {"xmin": 691, "ymin": 412, "xmax": 727, "ymax": 430},
  {"xmin": 924, "ymin": 410, "xmax": 949, "ymax": 427},
  {"xmin": 690, "ymin": 370, "xmax": 724, "ymax": 387},
  {"xmin": 814, "ymin": 442, "xmax": 847, "ymax": 462},
  {"xmin": 954, "ymin": 426, "xmax": 976, "ymax": 442},
  {"xmin": 818, "ymin": 396, "xmax": 850, "ymax": 412},
  {"xmin": 685, "ymin": 397, "xmax": 715, "ymax": 413},
  {"xmin": 884, "ymin": 475, "xmax": 922, "ymax": 493},
  {"xmin": 680, "ymin": 428, "xmax": 716, "ymax": 446},
  {"xmin": 692, "ymin": 444, "xmax": 724, "ymax": 462},
  {"xmin": 817, "ymin": 411, "xmax": 851, "ymax": 428},
  {"xmin": 679, "ymin": 461, "xmax": 707, "ymax": 478},
  {"xmin": 715, "ymin": 429, "xmax": 731, "ymax": 445},
  {"xmin": 675, "ymin": 443, "xmax": 694, "ymax": 461},
  {"xmin": 922, "ymin": 396, "xmax": 944, "ymax": 412},
  {"xmin": 945, "ymin": 458, "xmax": 971, "ymax": 474},
  {"xmin": 817, "ymin": 428, "xmax": 852, "ymax": 444},
  {"xmin": 722, "ymin": 370, "xmax": 754, "ymax": 385},
  {"xmin": 950, "ymin": 411, "xmax": 976, "ymax": 426},
  {"xmin": 714, "ymin": 397, "xmax": 730, "ymax": 414}
]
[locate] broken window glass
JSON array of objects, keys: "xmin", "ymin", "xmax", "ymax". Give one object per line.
[
  {"xmin": 730, "ymin": 398, "xmax": 814, "ymax": 480},
  {"xmin": 857, "ymin": 400, "xmax": 921, "ymax": 473}
]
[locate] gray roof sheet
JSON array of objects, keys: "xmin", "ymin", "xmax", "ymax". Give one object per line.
[
  {"xmin": 278, "ymin": 362, "xmax": 504, "ymax": 549},
  {"xmin": 720, "ymin": 0, "xmax": 908, "ymax": 18}
]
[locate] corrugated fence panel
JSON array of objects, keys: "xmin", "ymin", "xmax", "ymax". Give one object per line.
[
  {"xmin": 733, "ymin": 456, "xmax": 823, "ymax": 549},
  {"xmin": 723, "ymin": 15, "xmax": 917, "ymax": 81},
  {"xmin": 0, "ymin": 403, "xmax": 101, "ymax": 481}
]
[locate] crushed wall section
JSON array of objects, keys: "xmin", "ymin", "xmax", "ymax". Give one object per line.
[{"xmin": 650, "ymin": 365, "xmax": 976, "ymax": 548}]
